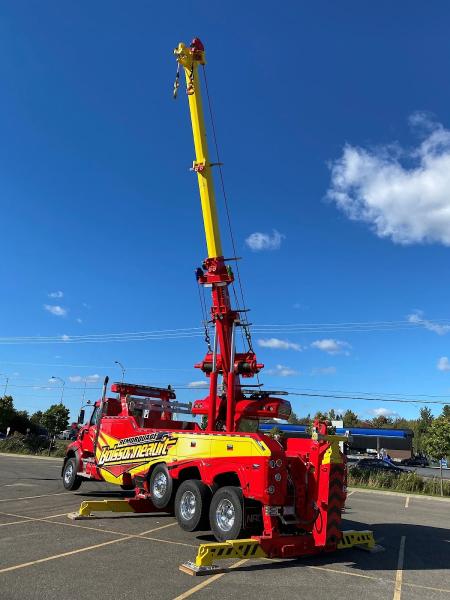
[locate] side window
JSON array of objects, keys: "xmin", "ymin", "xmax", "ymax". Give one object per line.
[{"xmin": 90, "ymin": 406, "xmax": 101, "ymax": 427}]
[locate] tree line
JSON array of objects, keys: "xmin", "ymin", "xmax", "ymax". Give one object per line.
[{"xmin": 0, "ymin": 395, "xmax": 70, "ymax": 437}]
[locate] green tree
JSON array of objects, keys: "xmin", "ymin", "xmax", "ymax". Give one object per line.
[
  {"xmin": 30, "ymin": 411, "xmax": 44, "ymax": 427},
  {"xmin": 343, "ymin": 409, "xmax": 359, "ymax": 428},
  {"xmin": 441, "ymin": 405, "xmax": 450, "ymax": 419},
  {"xmin": 371, "ymin": 415, "xmax": 393, "ymax": 428},
  {"xmin": 41, "ymin": 403, "xmax": 70, "ymax": 435},
  {"xmin": 328, "ymin": 408, "xmax": 336, "ymax": 421},
  {"xmin": 288, "ymin": 411, "xmax": 311, "ymax": 426},
  {"xmin": 0, "ymin": 396, "xmax": 15, "ymax": 432},
  {"xmin": 415, "ymin": 406, "xmax": 434, "ymax": 452},
  {"xmin": 422, "ymin": 416, "xmax": 450, "ymax": 496}
]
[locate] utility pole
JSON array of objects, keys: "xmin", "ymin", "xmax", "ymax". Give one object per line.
[{"xmin": 0, "ymin": 373, "xmax": 9, "ymax": 396}]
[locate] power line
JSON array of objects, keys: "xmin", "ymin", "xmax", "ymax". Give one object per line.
[{"xmin": 0, "ymin": 317, "xmax": 448, "ymax": 344}]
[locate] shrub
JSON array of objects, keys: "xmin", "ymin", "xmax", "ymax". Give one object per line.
[
  {"xmin": 0, "ymin": 433, "xmax": 69, "ymax": 457},
  {"xmin": 348, "ymin": 468, "xmax": 450, "ymax": 497}
]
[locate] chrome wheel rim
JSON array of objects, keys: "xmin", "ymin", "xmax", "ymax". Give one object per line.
[
  {"xmin": 216, "ymin": 498, "xmax": 235, "ymax": 532},
  {"xmin": 180, "ymin": 490, "xmax": 196, "ymax": 521},
  {"xmin": 153, "ymin": 472, "xmax": 167, "ymax": 499},
  {"xmin": 64, "ymin": 463, "xmax": 73, "ymax": 485}
]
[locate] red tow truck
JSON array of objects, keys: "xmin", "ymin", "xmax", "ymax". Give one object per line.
[{"xmin": 62, "ymin": 38, "xmax": 347, "ymax": 557}]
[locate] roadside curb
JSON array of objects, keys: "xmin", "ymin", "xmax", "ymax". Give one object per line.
[
  {"xmin": 348, "ymin": 486, "xmax": 450, "ymax": 502},
  {"xmin": 0, "ymin": 452, "xmax": 63, "ymax": 462}
]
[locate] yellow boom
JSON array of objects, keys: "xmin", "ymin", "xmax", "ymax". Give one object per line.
[{"xmin": 174, "ymin": 40, "xmax": 223, "ymax": 258}]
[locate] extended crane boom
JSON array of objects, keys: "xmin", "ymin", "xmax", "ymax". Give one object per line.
[{"xmin": 174, "ymin": 38, "xmax": 266, "ymax": 432}]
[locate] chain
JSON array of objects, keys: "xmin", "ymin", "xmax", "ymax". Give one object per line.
[{"xmin": 173, "ymin": 62, "xmax": 180, "ymax": 99}]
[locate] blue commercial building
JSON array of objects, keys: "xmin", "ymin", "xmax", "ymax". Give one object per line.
[{"xmin": 259, "ymin": 424, "xmax": 414, "ymax": 458}]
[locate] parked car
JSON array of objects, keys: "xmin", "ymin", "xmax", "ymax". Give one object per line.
[
  {"xmin": 401, "ymin": 455, "xmax": 429, "ymax": 467},
  {"xmin": 350, "ymin": 458, "xmax": 412, "ymax": 474}
]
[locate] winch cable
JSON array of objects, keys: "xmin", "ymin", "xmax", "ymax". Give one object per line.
[{"xmin": 202, "ymin": 65, "xmax": 259, "ymax": 378}]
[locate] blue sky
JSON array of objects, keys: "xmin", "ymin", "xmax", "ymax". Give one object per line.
[{"xmin": 2, "ymin": 1, "xmax": 450, "ymax": 422}]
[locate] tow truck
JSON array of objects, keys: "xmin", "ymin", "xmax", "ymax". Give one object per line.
[{"xmin": 62, "ymin": 38, "xmax": 348, "ymax": 556}]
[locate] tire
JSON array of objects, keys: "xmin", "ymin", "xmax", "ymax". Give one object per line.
[
  {"xmin": 209, "ymin": 486, "xmax": 245, "ymax": 541},
  {"xmin": 175, "ymin": 480, "xmax": 211, "ymax": 532},
  {"xmin": 149, "ymin": 464, "xmax": 173, "ymax": 509},
  {"xmin": 62, "ymin": 457, "xmax": 82, "ymax": 491}
]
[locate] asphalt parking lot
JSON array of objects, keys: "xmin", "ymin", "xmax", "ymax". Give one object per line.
[{"xmin": 0, "ymin": 454, "xmax": 449, "ymax": 600}]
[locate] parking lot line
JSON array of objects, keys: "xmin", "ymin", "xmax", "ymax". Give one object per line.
[
  {"xmin": 0, "ymin": 520, "xmax": 181, "ymax": 575},
  {"xmin": 404, "ymin": 496, "xmax": 409, "ymax": 508},
  {"xmin": 0, "ymin": 536, "xmax": 134, "ymax": 574},
  {"xmin": 393, "ymin": 536, "xmax": 406, "ymax": 600},
  {"xmin": 172, "ymin": 558, "xmax": 249, "ymax": 600},
  {"xmin": 0, "ymin": 509, "xmax": 194, "ymax": 551},
  {"xmin": 403, "ymin": 581, "xmax": 450, "ymax": 594},
  {"xmin": 0, "ymin": 512, "xmax": 68, "ymax": 527},
  {"xmin": 0, "ymin": 491, "xmax": 71, "ymax": 503},
  {"xmin": 307, "ymin": 564, "xmax": 383, "ymax": 581}
]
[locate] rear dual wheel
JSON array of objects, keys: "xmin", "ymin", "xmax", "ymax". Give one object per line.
[
  {"xmin": 175, "ymin": 480, "xmax": 211, "ymax": 531},
  {"xmin": 209, "ymin": 486, "xmax": 245, "ymax": 541}
]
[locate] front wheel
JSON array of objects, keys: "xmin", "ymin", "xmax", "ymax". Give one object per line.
[
  {"xmin": 175, "ymin": 480, "xmax": 211, "ymax": 532},
  {"xmin": 209, "ymin": 486, "xmax": 245, "ymax": 541},
  {"xmin": 149, "ymin": 464, "xmax": 173, "ymax": 509},
  {"xmin": 62, "ymin": 457, "xmax": 82, "ymax": 491}
]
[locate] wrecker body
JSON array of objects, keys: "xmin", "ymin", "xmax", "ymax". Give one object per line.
[{"xmin": 63, "ymin": 38, "xmax": 347, "ymax": 558}]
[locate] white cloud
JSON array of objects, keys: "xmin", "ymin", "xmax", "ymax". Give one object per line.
[
  {"xmin": 312, "ymin": 366, "xmax": 337, "ymax": 375},
  {"xmin": 44, "ymin": 304, "xmax": 67, "ymax": 317},
  {"xmin": 327, "ymin": 112, "xmax": 450, "ymax": 245},
  {"xmin": 266, "ymin": 364, "xmax": 299, "ymax": 377},
  {"xmin": 61, "ymin": 334, "xmax": 70, "ymax": 341},
  {"xmin": 408, "ymin": 310, "xmax": 450, "ymax": 335},
  {"xmin": 368, "ymin": 407, "xmax": 399, "ymax": 418},
  {"xmin": 76, "ymin": 318, "xmax": 83, "ymax": 324},
  {"xmin": 187, "ymin": 381, "xmax": 208, "ymax": 388},
  {"xmin": 437, "ymin": 357, "xmax": 450, "ymax": 372},
  {"xmin": 69, "ymin": 374, "xmax": 101, "ymax": 383},
  {"xmin": 245, "ymin": 229, "xmax": 285, "ymax": 251},
  {"xmin": 311, "ymin": 339, "xmax": 350, "ymax": 355},
  {"xmin": 48, "ymin": 291, "xmax": 64, "ymax": 298},
  {"xmin": 258, "ymin": 338, "xmax": 302, "ymax": 351}
]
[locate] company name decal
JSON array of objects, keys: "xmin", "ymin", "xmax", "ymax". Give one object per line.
[{"xmin": 98, "ymin": 432, "xmax": 177, "ymax": 466}]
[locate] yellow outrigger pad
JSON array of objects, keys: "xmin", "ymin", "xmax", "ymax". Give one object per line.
[{"xmin": 180, "ymin": 530, "xmax": 381, "ymax": 576}]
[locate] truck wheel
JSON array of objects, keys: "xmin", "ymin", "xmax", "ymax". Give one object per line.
[
  {"xmin": 62, "ymin": 457, "xmax": 82, "ymax": 491},
  {"xmin": 209, "ymin": 486, "xmax": 245, "ymax": 541},
  {"xmin": 175, "ymin": 480, "xmax": 211, "ymax": 532},
  {"xmin": 149, "ymin": 464, "xmax": 173, "ymax": 509}
]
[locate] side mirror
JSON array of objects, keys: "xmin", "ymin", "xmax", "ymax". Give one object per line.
[{"xmin": 78, "ymin": 409, "xmax": 85, "ymax": 425}]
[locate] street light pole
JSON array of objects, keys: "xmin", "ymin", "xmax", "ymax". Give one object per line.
[
  {"xmin": 114, "ymin": 361, "xmax": 125, "ymax": 383},
  {"xmin": 51, "ymin": 376, "xmax": 66, "ymax": 403}
]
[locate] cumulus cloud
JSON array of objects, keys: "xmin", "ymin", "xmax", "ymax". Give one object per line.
[
  {"xmin": 311, "ymin": 366, "xmax": 337, "ymax": 375},
  {"xmin": 368, "ymin": 407, "xmax": 399, "ymax": 418},
  {"xmin": 437, "ymin": 357, "xmax": 450, "ymax": 372},
  {"xmin": 327, "ymin": 112, "xmax": 450, "ymax": 245},
  {"xmin": 48, "ymin": 290, "xmax": 64, "ymax": 298},
  {"xmin": 187, "ymin": 381, "xmax": 208, "ymax": 388},
  {"xmin": 245, "ymin": 230, "xmax": 285, "ymax": 251},
  {"xmin": 408, "ymin": 310, "xmax": 450, "ymax": 335},
  {"xmin": 44, "ymin": 304, "xmax": 67, "ymax": 317},
  {"xmin": 311, "ymin": 339, "xmax": 350, "ymax": 355},
  {"xmin": 258, "ymin": 338, "xmax": 302, "ymax": 351},
  {"xmin": 69, "ymin": 374, "xmax": 101, "ymax": 383},
  {"xmin": 266, "ymin": 364, "xmax": 299, "ymax": 377}
]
